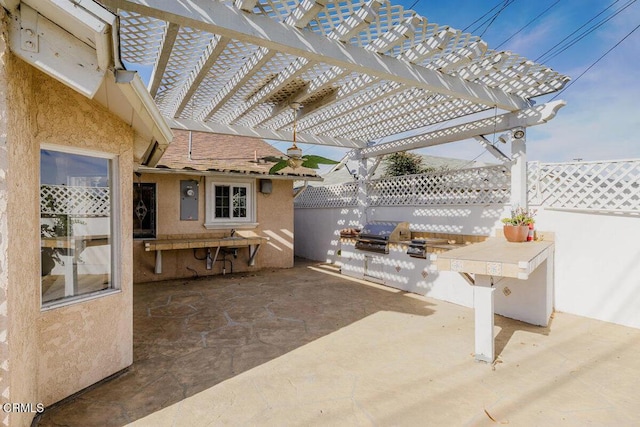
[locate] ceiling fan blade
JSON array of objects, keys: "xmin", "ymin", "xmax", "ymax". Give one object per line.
[
  {"xmin": 301, "ymin": 155, "xmax": 339, "ymax": 166},
  {"xmin": 262, "ymin": 156, "xmax": 286, "ymax": 163},
  {"xmin": 269, "ymin": 160, "xmax": 290, "ymax": 174}
]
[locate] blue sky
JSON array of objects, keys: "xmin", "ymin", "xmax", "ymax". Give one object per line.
[{"xmin": 130, "ymin": 0, "xmax": 640, "ymax": 166}]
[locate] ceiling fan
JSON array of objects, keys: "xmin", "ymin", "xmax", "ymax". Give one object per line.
[{"xmin": 263, "ymin": 103, "xmax": 338, "ymax": 174}]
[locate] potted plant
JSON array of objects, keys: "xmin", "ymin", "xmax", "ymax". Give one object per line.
[{"xmin": 501, "ymin": 207, "xmax": 536, "ymax": 242}]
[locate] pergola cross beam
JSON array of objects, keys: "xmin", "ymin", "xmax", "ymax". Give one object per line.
[
  {"xmin": 100, "ymin": 0, "xmax": 531, "ymax": 112},
  {"xmin": 360, "ymin": 100, "xmax": 566, "ymax": 158}
]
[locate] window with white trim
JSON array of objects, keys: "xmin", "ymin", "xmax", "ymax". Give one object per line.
[
  {"xmin": 205, "ymin": 178, "xmax": 256, "ymax": 228},
  {"xmin": 40, "ymin": 146, "xmax": 119, "ymax": 308}
]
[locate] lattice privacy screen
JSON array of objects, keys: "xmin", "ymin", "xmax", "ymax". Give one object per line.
[
  {"xmin": 40, "ymin": 185, "xmax": 111, "ymax": 217},
  {"xmin": 367, "ymin": 165, "xmax": 510, "ymax": 206},
  {"xmin": 296, "ymin": 160, "xmax": 640, "ymax": 213},
  {"xmin": 295, "ymin": 165, "xmax": 510, "ymax": 208},
  {"xmin": 295, "ymin": 182, "xmax": 359, "ymax": 208},
  {"xmin": 530, "ymin": 160, "xmax": 640, "ymax": 212}
]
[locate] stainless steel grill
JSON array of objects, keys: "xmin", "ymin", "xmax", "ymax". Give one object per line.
[
  {"xmin": 355, "ymin": 221, "xmax": 410, "ymax": 254},
  {"xmin": 406, "ymin": 239, "xmax": 429, "ymax": 259},
  {"xmin": 406, "ymin": 237, "xmax": 449, "ymax": 258}
]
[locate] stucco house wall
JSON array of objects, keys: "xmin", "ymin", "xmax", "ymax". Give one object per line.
[
  {"xmin": 1, "ymin": 26, "xmax": 134, "ymax": 425},
  {"xmin": 133, "ymin": 173, "xmax": 294, "ymax": 283}
]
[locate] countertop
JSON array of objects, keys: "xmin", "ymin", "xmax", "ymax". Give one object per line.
[{"xmin": 436, "ymin": 237, "xmax": 554, "ymax": 279}]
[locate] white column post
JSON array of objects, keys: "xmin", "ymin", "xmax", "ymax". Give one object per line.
[
  {"xmin": 510, "ymin": 133, "xmax": 527, "ymax": 209},
  {"xmin": 474, "ymin": 275, "xmax": 495, "ymax": 363}
]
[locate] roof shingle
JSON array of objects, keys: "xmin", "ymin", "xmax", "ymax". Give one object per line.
[{"xmin": 157, "ymin": 130, "xmax": 318, "ymax": 178}]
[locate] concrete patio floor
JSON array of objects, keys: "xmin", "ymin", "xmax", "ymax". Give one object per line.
[{"xmin": 36, "ymin": 258, "xmax": 640, "ymax": 426}]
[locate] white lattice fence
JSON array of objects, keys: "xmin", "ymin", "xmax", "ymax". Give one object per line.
[
  {"xmin": 295, "ymin": 165, "xmax": 510, "ymax": 208},
  {"xmin": 531, "ymin": 159, "xmax": 640, "ymax": 212},
  {"xmin": 294, "ymin": 182, "xmax": 358, "ymax": 208},
  {"xmin": 368, "ymin": 165, "xmax": 510, "ymax": 206},
  {"xmin": 41, "ymin": 185, "xmax": 110, "ymax": 217}
]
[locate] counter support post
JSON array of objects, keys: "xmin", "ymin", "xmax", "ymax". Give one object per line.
[
  {"xmin": 474, "ymin": 275, "xmax": 495, "ymax": 363},
  {"xmin": 155, "ymin": 250, "xmax": 162, "ymax": 274}
]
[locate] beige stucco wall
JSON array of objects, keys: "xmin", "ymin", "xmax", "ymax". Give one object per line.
[
  {"xmin": 133, "ymin": 173, "xmax": 294, "ymax": 283},
  {"xmin": 0, "ymin": 11, "xmax": 18, "ymax": 427},
  {"xmin": 1, "ymin": 23, "xmax": 134, "ymax": 425}
]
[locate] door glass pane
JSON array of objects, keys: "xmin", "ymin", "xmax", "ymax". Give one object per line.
[
  {"xmin": 133, "ymin": 183, "xmax": 156, "ymax": 238},
  {"xmin": 40, "ymin": 149, "xmax": 112, "ymax": 305}
]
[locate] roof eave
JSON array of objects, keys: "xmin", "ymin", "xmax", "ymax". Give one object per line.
[{"xmin": 135, "ymin": 166, "xmax": 324, "ymax": 181}]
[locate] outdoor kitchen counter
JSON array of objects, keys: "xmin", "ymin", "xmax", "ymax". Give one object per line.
[
  {"xmin": 435, "ymin": 237, "xmax": 555, "ymax": 364},
  {"xmin": 436, "ymin": 238, "xmax": 554, "ymax": 279},
  {"xmin": 144, "ymin": 236, "xmax": 267, "ymax": 274}
]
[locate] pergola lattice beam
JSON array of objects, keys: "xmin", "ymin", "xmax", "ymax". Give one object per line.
[
  {"xmin": 167, "ymin": 117, "xmax": 364, "ymax": 148},
  {"xmin": 172, "ymin": 35, "xmax": 231, "ymax": 118},
  {"xmin": 360, "ymin": 100, "xmax": 566, "ymax": 157},
  {"xmin": 399, "ymin": 27, "xmax": 457, "ymax": 64},
  {"xmin": 148, "ymin": 22, "xmax": 179, "ymax": 97},
  {"xmin": 225, "ymin": 57, "xmax": 315, "ymax": 124},
  {"xmin": 328, "ymin": 0, "xmax": 385, "ymax": 42},
  {"xmin": 365, "ymin": 14, "xmax": 421, "ymax": 53},
  {"xmin": 235, "ymin": 0, "xmax": 258, "ymax": 12},
  {"xmin": 266, "ymin": 12, "xmax": 423, "ymax": 129},
  {"xmin": 200, "ymin": 48, "xmax": 274, "ymax": 121},
  {"xmin": 100, "ymin": 0, "xmax": 530, "ymax": 112},
  {"xmin": 255, "ymin": 65, "xmax": 347, "ymax": 127},
  {"xmin": 285, "ymin": 0, "xmax": 329, "ymax": 29}
]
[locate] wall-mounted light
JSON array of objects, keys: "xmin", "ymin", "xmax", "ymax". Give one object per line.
[
  {"xmin": 498, "ymin": 133, "xmax": 510, "ymax": 144},
  {"xmin": 512, "ymin": 127, "xmax": 525, "ymax": 140}
]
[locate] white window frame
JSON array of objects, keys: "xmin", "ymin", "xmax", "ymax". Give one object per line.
[
  {"xmin": 40, "ymin": 143, "xmax": 121, "ymax": 310},
  {"xmin": 204, "ymin": 177, "xmax": 257, "ymax": 229}
]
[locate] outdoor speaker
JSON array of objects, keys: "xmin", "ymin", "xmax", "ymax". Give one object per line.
[{"xmin": 260, "ymin": 179, "xmax": 272, "ymax": 194}]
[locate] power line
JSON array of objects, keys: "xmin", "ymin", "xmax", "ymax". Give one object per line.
[
  {"xmin": 535, "ymin": 0, "xmax": 624, "ymax": 63},
  {"xmin": 551, "ymin": 22, "xmax": 640, "ymax": 100},
  {"xmin": 495, "ymin": 0, "xmax": 563, "ymax": 49},
  {"xmin": 537, "ymin": 0, "xmax": 637, "ymax": 63},
  {"xmin": 407, "ymin": 0, "xmax": 420, "ymax": 10},
  {"xmin": 462, "ymin": 0, "xmax": 510, "ymax": 32},
  {"xmin": 479, "ymin": 0, "xmax": 515, "ymax": 38}
]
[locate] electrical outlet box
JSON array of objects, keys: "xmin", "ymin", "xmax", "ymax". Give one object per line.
[{"xmin": 180, "ymin": 180, "xmax": 198, "ymax": 220}]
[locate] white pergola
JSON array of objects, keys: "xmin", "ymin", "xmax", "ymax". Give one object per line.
[
  {"xmin": 4, "ymin": 0, "xmax": 569, "ymax": 205},
  {"xmin": 96, "ymin": 0, "xmax": 568, "ymax": 165}
]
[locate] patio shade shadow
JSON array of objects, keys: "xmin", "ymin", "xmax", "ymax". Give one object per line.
[
  {"xmin": 35, "ymin": 258, "xmax": 436, "ymax": 426},
  {"xmin": 494, "ymin": 313, "xmax": 552, "ymax": 358}
]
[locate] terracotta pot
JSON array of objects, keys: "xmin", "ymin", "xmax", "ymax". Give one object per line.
[{"xmin": 503, "ymin": 225, "xmax": 530, "ymax": 242}]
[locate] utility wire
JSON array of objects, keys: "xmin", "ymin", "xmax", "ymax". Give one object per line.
[
  {"xmin": 535, "ymin": 0, "xmax": 624, "ymax": 62},
  {"xmin": 538, "ymin": 0, "xmax": 636, "ymax": 63},
  {"xmin": 495, "ymin": 0, "xmax": 563, "ymax": 49},
  {"xmin": 550, "ymin": 22, "xmax": 640, "ymax": 100},
  {"xmin": 472, "ymin": 1, "xmax": 515, "ymax": 35},
  {"xmin": 479, "ymin": 0, "xmax": 515, "ymax": 38},
  {"xmin": 462, "ymin": 0, "xmax": 508, "ymax": 32}
]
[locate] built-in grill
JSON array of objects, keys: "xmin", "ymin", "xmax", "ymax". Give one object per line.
[
  {"xmin": 406, "ymin": 237, "xmax": 450, "ymax": 258},
  {"xmin": 355, "ymin": 221, "xmax": 410, "ymax": 254},
  {"xmin": 406, "ymin": 239, "xmax": 429, "ymax": 258}
]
